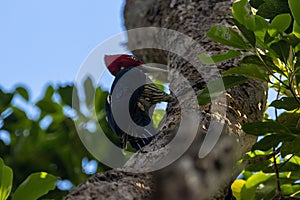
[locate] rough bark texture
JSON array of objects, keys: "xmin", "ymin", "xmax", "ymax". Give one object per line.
[{"xmin": 65, "ymin": 0, "xmax": 267, "ymax": 199}]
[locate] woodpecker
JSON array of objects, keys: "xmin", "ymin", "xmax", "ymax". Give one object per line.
[{"xmin": 104, "ymin": 54, "xmax": 174, "ymax": 150}]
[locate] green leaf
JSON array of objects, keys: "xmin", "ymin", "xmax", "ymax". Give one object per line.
[
  {"xmin": 222, "ymin": 64, "xmax": 268, "ymax": 81},
  {"xmin": 43, "ymin": 85, "xmax": 54, "ymax": 100},
  {"xmin": 285, "ymin": 34, "xmax": 300, "ymax": 47},
  {"xmin": 57, "ymin": 85, "xmax": 73, "ymax": 106},
  {"xmin": 12, "ymin": 172, "xmax": 57, "ymax": 200},
  {"xmin": 270, "ymin": 97, "xmax": 300, "ymax": 111},
  {"xmin": 95, "ymin": 87, "xmax": 108, "ymax": 114},
  {"xmin": 289, "ymin": 0, "xmax": 300, "ymax": 27},
  {"xmin": 2, "ymin": 107, "xmax": 31, "ymax": 132},
  {"xmin": 240, "ymin": 185, "xmax": 256, "ymax": 200},
  {"xmin": 269, "ymin": 13, "xmax": 292, "ymax": 36},
  {"xmin": 241, "ymin": 55, "xmax": 282, "ymax": 73},
  {"xmin": 289, "ymin": 127, "xmax": 300, "ymax": 135},
  {"xmin": 278, "ymin": 112, "xmax": 300, "ymax": 127},
  {"xmin": 254, "ymin": 15, "xmax": 269, "ymax": 43},
  {"xmin": 232, "ymin": 0, "xmax": 248, "ymax": 21},
  {"xmin": 231, "ymin": 18, "xmax": 256, "ymax": 46},
  {"xmin": 84, "ymin": 77, "xmax": 95, "ymax": 107},
  {"xmin": 254, "ymin": 179, "xmax": 277, "ymax": 200},
  {"xmin": 295, "ymin": 43, "xmax": 300, "ymax": 53},
  {"xmin": 281, "ymin": 184, "xmax": 300, "ymax": 196},
  {"xmin": 243, "ymin": 152, "xmax": 274, "ymax": 172},
  {"xmin": 199, "ymin": 50, "xmax": 241, "ymax": 64},
  {"xmin": 275, "ymin": 162, "xmax": 300, "ymax": 173},
  {"xmin": 197, "ymin": 76, "xmax": 248, "ymax": 105},
  {"xmin": 264, "ymin": 31, "xmax": 276, "ymax": 46},
  {"xmin": 231, "ymin": 179, "xmax": 246, "ymax": 200},
  {"xmin": 245, "ymin": 171, "xmax": 273, "ymax": 189},
  {"xmin": 252, "ymin": 134, "xmax": 294, "ymax": 151},
  {"xmin": 289, "ymin": 156, "xmax": 300, "ymax": 166},
  {"xmin": 250, "ymin": 0, "xmax": 264, "ymax": 9},
  {"xmin": 281, "ymin": 139, "xmax": 300, "ymax": 157},
  {"xmin": 207, "ymin": 25, "xmax": 249, "ymax": 49},
  {"xmin": 0, "ymin": 158, "xmax": 13, "ymax": 200},
  {"xmin": 240, "ymin": 55, "xmax": 264, "ymax": 65},
  {"xmin": 0, "ymin": 89, "xmax": 13, "ymax": 113},
  {"xmin": 256, "ymin": 0, "xmax": 290, "ymax": 20},
  {"xmin": 232, "ymin": 0, "xmax": 255, "ymax": 30},
  {"xmin": 245, "ymin": 159, "xmax": 271, "ymax": 172},
  {"xmin": 270, "ymin": 40, "xmax": 291, "ymax": 63},
  {"xmin": 36, "ymin": 100, "xmax": 62, "ymax": 115},
  {"xmin": 293, "ymin": 20, "xmax": 300, "ymax": 39},
  {"xmin": 15, "ymin": 87, "xmax": 29, "ymax": 101},
  {"xmin": 243, "ymin": 121, "xmax": 293, "ymax": 136}
]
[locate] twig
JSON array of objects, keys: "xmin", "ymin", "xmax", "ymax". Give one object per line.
[
  {"xmin": 273, "ymin": 147, "xmax": 282, "ymax": 198},
  {"xmin": 279, "ymin": 154, "xmax": 294, "ymax": 170}
]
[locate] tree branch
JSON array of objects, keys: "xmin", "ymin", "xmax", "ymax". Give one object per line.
[{"xmin": 64, "ymin": 0, "xmax": 267, "ymax": 199}]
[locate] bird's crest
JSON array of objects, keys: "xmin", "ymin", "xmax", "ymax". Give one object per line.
[{"xmin": 104, "ymin": 54, "xmax": 143, "ymax": 76}]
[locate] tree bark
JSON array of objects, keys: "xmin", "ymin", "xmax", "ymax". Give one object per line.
[{"xmin": 65, "ymin": 0, "xmax": 267, "ymax": 199}]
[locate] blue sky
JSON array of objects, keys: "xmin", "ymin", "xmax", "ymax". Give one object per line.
[{"xmin": 0, "ymin": 0, "xmax": 125, "ymax": 100}]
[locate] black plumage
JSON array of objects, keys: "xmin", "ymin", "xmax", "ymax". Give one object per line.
[{"xmin": 105, "ymin": 67, "xmax": 173, "ymax": 150}]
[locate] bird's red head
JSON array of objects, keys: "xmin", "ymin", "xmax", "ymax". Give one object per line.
[{"xmin": 104, "ymin": 54, "xmax": 143, "ymax": 76}]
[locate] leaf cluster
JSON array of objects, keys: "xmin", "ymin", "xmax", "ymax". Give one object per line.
[
  {"xmin": 0, "ymin": 157, "xmax": 57, "ymax": 200},
  {"xmin": 0, "ymin": 78, "xmax": 116, "ymax": 199},
  {"xmin": 199, "ymin": 0, "xmax": 300, "ymax": 199}
]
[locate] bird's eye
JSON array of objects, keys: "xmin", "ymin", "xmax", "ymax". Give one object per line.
[
  {"xmin": 131, "ymin": 55, "xmax": 138, "ymax": 61},
  {"xmin": 107, "ymin": 95, "xmax": 111, "ymax": 104}
]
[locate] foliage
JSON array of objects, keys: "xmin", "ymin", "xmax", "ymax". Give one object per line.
[
  {"xmin": 199, "ymin": 0, "xmax": 300, "ymax": 199},
  {"xmin": 0, "ymin": 158, "xmax": 57, "ymax": 200},
  {"xmin": 0, "ymin": 74, "xmax": 165, "ymax": 198},
  {"xmin": 0, "ymin": 79, "xmax": 115, "ymax": 199},
  {"xmin": 0, "ymin": 158, "xmax": 12, "ymax": 200}
]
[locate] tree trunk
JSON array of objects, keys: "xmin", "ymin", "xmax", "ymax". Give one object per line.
[{"xmin": 64, "ymin": 0, "xmax": 267, "ymax": 199}]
